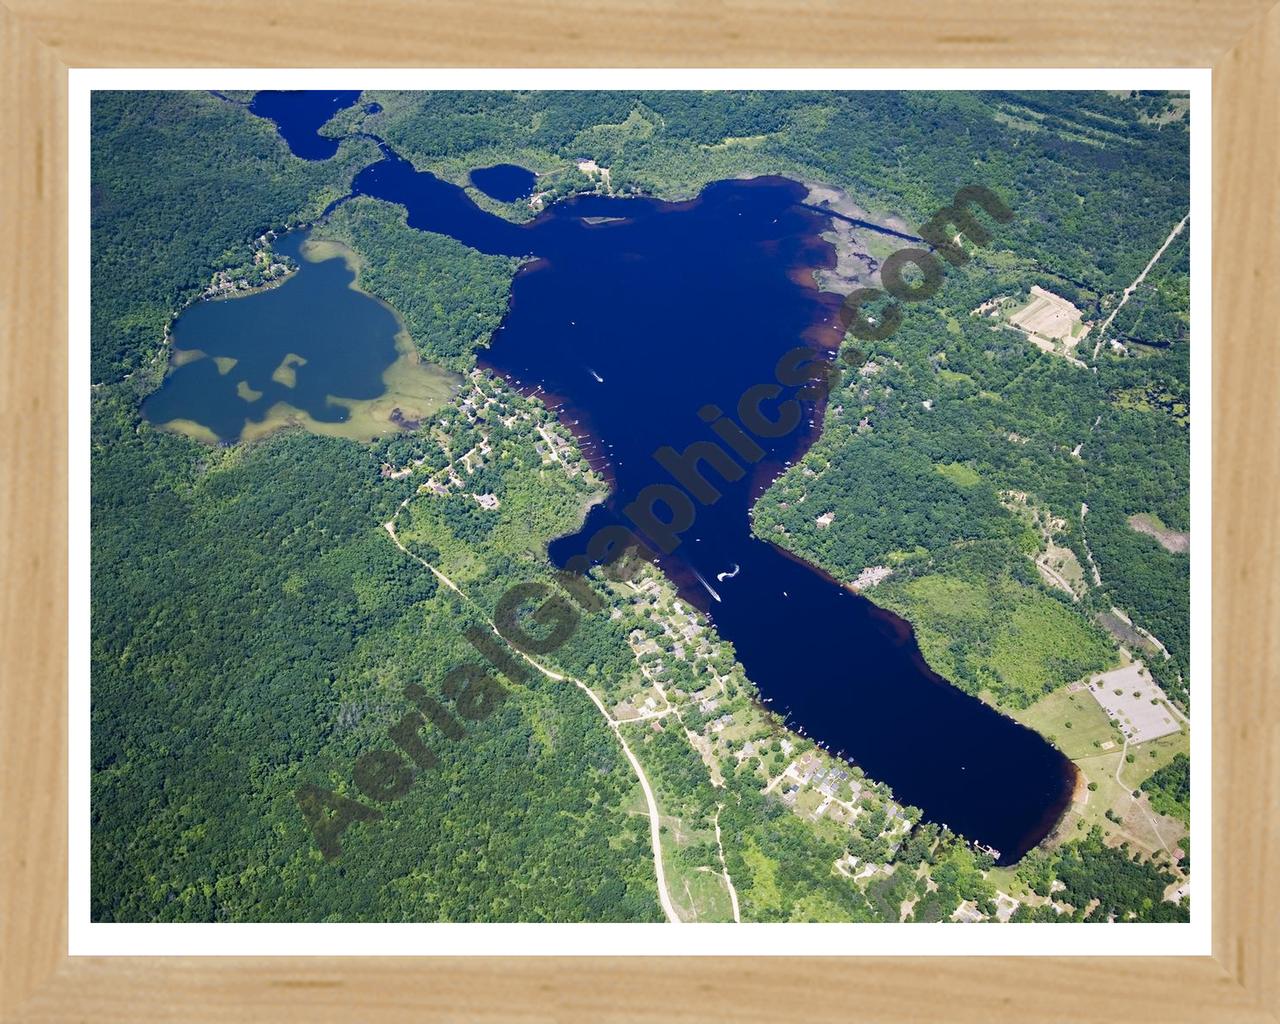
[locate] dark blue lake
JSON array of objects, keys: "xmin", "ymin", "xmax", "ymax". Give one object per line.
[
  {"xmin": 470, "ymin": 163, "xmax": 538, "ymax": 202},
  {"xmin": 348, "ymin": 152, "xmax": 1076, "ymax": 863},
  {"xmin": 249, "ymin": 91, "xmax": 362, "ymax": 160}
]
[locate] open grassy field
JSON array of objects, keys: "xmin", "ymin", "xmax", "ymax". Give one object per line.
[
  {"xmin": 1012, "ymin": 685, "xmax": 1122, "ymax": 760},
  {"xmin": 670, "ymin": 865, "xmax": 736, "ymax": 924},
  {"xmin": 1054, "ymin": 727, "xmax": 1189, "ymax": 858},
  {"xmin": 984, "ymin": 864, "xmax": 1031, "ymax": 900},
  {"xmin": 655, "ymin": 810, "xmax": 736, "ymax": 923},
  {"xmin": 901, "ymin": 574, "xmax": 990, "ymax": 618},
  {"xmin": 934, "ymin": 461, "xmax": 982, "ymax": 488},
  {"xmin": 890, "ymin": 570, "xmax": 1116, "ymax": 707},
  {"xmin": 618, "ymin": 785, "xmax": 735, "ymax": 923}
]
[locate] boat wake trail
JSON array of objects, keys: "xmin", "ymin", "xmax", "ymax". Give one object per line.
[{"xmin": 693, "ymin": 569, "xmax": 722, "ymax": 602}]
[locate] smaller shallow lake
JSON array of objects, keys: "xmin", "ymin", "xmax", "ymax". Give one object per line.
[
  {"xmin": 142, "ymin": 231, "xmax": 454, "ymax": 443},
  {"xmin": 469, "ymin": 163, "xmax": 537, "ymax": 202}
]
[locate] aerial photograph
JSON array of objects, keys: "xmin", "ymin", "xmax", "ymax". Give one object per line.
[{"xmin": 90, "ymin": 88, "xmax": 1192, "ymax": 925}]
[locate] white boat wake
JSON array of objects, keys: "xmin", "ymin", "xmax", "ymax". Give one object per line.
[
  {"xmin": 715, "ymin": 563, "xmax": 740, "ymax": 582},
  {"xmin": 692, "ymin": 569, "xmax": 722, "ymax": 602}
]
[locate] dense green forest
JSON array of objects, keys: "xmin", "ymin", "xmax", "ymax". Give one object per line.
[
  {"xmin": 310, "ymin": 197, "xmax": 520, "ymax": 371},
  {"xmin": 1085, "ymin": 230, "xmax": 1192, "ymax": 698},
  {"xmin": 90, "ymin": 91, "xmax": 376, "ymax": 385},
  {"xmin": 91, "ymin": 89, "xmax": 1191, "ymax": 923},
  {"xmin": 359, "ymin": 89, "xmax": 1188, "ymax": 300},
  {"xmin": 91, "ymin": 394, "xmax": 663, "ymax": 921}
]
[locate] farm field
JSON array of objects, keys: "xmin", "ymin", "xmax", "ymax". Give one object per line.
[{"xmin": 1003, "ymin": 285, "xmax": 1090, "ymax": 366}]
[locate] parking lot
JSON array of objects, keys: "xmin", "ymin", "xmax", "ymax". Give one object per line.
[{"xmin": 1085, "ymin": 661, "xmax": 1182, "ymax": 744}]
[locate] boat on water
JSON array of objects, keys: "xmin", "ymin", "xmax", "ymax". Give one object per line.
[{"xmin": 692, "ymin": 570, "xmax": 722, "ymax": 603}]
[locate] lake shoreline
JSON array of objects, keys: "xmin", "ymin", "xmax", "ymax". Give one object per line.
[{"xmin": 457, "ymin": 173, "xmax": 1073, "ymax": 863}]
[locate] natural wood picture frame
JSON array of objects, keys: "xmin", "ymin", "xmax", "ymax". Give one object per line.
[{"xmin": 2, "ymin": 2, "xmax": 1276, "ymax": 1020}]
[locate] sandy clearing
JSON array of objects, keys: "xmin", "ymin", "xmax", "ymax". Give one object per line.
[
  {"xmin": 1127, "ymin": 513, "xmax": 1190, "ymax": 554},
  {"xmin": 1010, "ymin": 287, "xmax": 1081, "ymax": 342},
  {"xmin": 1085, "ymin": 662, "xmax": 1181, "ymax": 745},
  {"xmin": 1007, "ymin": 286, "xmax": 1089, "ymax": 366},
  {"xmin": 1035, "ymin": 558, "xmax": 1078, "ymax": 600}
]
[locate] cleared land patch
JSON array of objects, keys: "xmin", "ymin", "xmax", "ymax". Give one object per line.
[
  {"xmin": 1003, "ymin": 286, "xmax": 1090, "ymax": 367},
  {"xmin": 1012, "ymin": 685, "xmax": 1121, "ymax": 760},
  {"xmin": 1057, "ymin": 731, "xmax": 1189, "ymax": 859},
  {"xmin": 1127, "ymin": 513, "xmax": 1190, "ymax": 554},
  {"xmin": 934, "ymin": 461, "xmax": 982, "ymax": 488},
  {"xmin": 902, "ymin": 575, "xmax": 990, "ymax": 619},
  {"xmin": 1001, "ymin": 490, "xmax": 1087, "ymax": 600}
]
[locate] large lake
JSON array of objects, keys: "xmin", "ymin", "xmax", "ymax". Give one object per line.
[{"xmin": 227, "ymin": 100, "xmax": 1077, "ymax": 861}]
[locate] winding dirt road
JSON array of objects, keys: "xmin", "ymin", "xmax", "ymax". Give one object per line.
[
  {"xmin": 713, "ymin": 804, "xmax": 742, "ymax": 923},
  {"xmin": 383, "ymin": 518, "xmax": 682, "ymax": 924},
  {"xmin": 1093, "ymin": 212, "xmax": 1190, "ymax": 359}
]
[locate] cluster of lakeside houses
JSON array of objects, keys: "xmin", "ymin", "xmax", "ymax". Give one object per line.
[
  {"xmin": 606, "ymin": 562, "xmax": 932, "ymax": 891},
  {"xmin": 600, "ymin": 561, "xmax": 1105, "ymax": 922},
  {"xmin": 378, "ymin": 369, "xmax": 592, "ymax": 507},
  {"xmin": 202, "ymin": 231, "xmax": 294, "ymax": 299}
]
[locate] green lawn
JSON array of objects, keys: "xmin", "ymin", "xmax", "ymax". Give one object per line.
[
  {"xmin": 670, "ymin": 867, "xmax": 735, "ymax": 923},
  {"xmin": 934, "ymin": 461, "xmax": 982, "ymax": 488},
  {"xmin": 1056, "ymin": 727, "xmax": 1190, "ymax": 855},
  {"xmin": 984, "ymin": 864, "xmax": 1031, "ymax": 899},
  {"xmin": 1012, "ymin": 686, "xmax": 1121, "ymax": 760}
]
